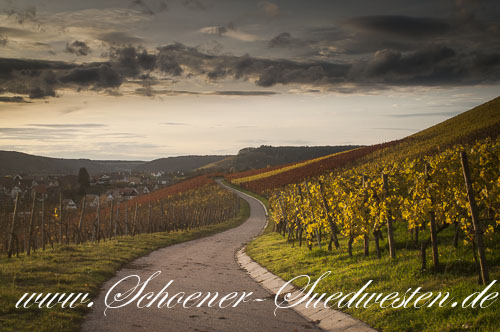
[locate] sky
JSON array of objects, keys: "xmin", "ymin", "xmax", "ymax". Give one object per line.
[{"xmin": 0, "ymin": 0, "xmax": 499, "ymax": 160}]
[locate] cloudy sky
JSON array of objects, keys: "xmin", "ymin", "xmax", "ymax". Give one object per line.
[{"xmin": 0, "ymin": 0, "xmax": 499, "ymax": 160}]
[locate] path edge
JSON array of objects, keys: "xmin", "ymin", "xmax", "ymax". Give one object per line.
[
  {"xmin": 236, "ymin": 247, "xmax": 377, "ymax": 332},
  {"xmin": 221, "ymin": 179, "xmax": 377, "ymax": 332}
]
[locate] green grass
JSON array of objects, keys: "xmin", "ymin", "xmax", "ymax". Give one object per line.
[
  {"xmin": 221, "ymin": 180, "xmax": 269, "ymax": 208},
  {"xmin": 246, "ymin": 221, "xmax": 500, "ymax": 332},
  {"xmin": 0, "ymin": 198, "xmax": 250, "ymax": 332}
]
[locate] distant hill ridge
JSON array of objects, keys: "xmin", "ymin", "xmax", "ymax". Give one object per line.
[
  {"xmin": 197, "ymin": 145, "xmax": 362, "ymax": 172},
  {"xmin": 0, "ymin": 150, "xmax": 144, "ymax": 176},
  {"xmin": 134, "ymin": 155, "xmax": 229, "ymax": 173},
  {"xmin": 0, "ymin": 145, "xmax": 360, "ymax": 176}
]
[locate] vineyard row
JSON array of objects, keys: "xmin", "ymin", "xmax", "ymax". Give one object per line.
[
  {"xmin": 1, "ymin": 180, "xmax": 240, "ymax": 257},
  {"xmin": 268, "ymin": 137, "xmax": 500, "ymax": 285}
]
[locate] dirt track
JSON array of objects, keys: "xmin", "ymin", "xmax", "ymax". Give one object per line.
[{"xmin": 82, "ymin": 181, "xmax": 321, "ymax": 332}]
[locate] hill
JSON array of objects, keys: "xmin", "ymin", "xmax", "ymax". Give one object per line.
[
  {"xmin": 0, "ymin": 146, "xmax": 362, "ymax": 176},
  {"xmin": 227, "ymin": 96, "xmax": 500, "ymax": 193},
  {"xmin": 0, "ymin": 151, "xmax": 144, "ymax": 176},
  {"xmin": 198, "ymin": 145, "xmax": 362, "ymax": 172},
  {"xmin": 134, "ymin": 155, "xmax": 229, "ymax": 173}
]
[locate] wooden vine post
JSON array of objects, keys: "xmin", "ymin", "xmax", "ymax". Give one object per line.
[
  {"xmin": 382, "ymin": 173, "xmax": 396, "ymax": 259},
  {"xmin": 109, "ymin": 198, "xmax": 114, "ymax": 239},
  {"xmin": 460, "ymin": 151, "xmax": 489, "ymax": 284},
  {"xmin": 59, "ymin": 192, "xmax": 63, "ymax": 244},
  {"xmin": 362, "ymin": 175, "xmax": 369, "ymax": 257},
  {"xmin": 425, "ymin": 163, "xmax": 440, "ymax": 270},
  {"xmin": 77, "ymin": 196, "xmax": 86, "ymax": 244},
  {"xmin": 124, "ymin": 205, "xmax": 129, "ymax": 236},
  {"xmin": 299, "ymin": 184, "xmax": 321, "ymax": 249},
  {"xmin": 41, "ymin": 197, "xmax": 45, "ymax": 251},
  {"xmin": 7, "ymin": 192, "xmax": 20, "ymax": 258},
  {"xmin": 148, "ymin": 203, "xmax": 152, "ymax": 233},
  {"xmin": 132, "ymin": 202, "xmax": 138, "ymax": 236},
  {"xmin": 160, "ymin": 201, "xmax": 165, "ymax": 231},
  {"xmin": 26, "ymin": 192, "xmax": 37, "ymax": 255},
  {"xmin": 113, "ymin": 202, "xmax": 122, "ymax": 237},
  {"xmin": 96, "ymin": 198, "xmax": 101, "ymax": 242},
  {"xmin": 318, "ymin": 180, "xmax": 340, "ymax": 250}
]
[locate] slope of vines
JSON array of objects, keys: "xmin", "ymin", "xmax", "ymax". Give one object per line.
[
  {"xmin": 1, "ymin": 176, "xmax": 240, "ymax": 256},
  {"xmin": 228, "ymin": 140, "xmax": 401, "ymax": 195},
  {"xmin": 269, "ymin": 136, "xmax": 500, "ymax": 282}
]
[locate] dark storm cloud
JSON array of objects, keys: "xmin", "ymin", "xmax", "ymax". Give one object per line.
[
  {"xmin": 28, "ymin": 87, "xmax": 56, "ymax": 99},
  {"xmin": 0, "ymin": 57, "xmax": 124, "ymax": 98},
  {"xmin": 3, "ymin": 6, "xmax": 38, "ymax": 25},
  {"xmin": 354, "ymin": 46, "xmax": 457, "ymax": 80},
  {"xmin": 0, "ymin": 58, "xmax": 74, "ymax": 78},
  {"xmin": 268, "ymin": 32, "xmax": 308, "ymax": 48},
  {"xmin": 129, "ymin": 0, "xmax": 154, "ymax": 15},
  {"xmin": 349, "ymin": 45, "xmax": 500, "ymax": 85},
  {"xmin": 345, "ymin": 15, "xmax": 451, "ymax": 38},
  {"xmin": 129, "ymin": 0, "xmax": 168, "ymax": 15},
  {"xmin": 97, "ymin": 32, "xmax": 144, "ymax": 45},
  {"xmin": 0, "ymin": 96, "xmax": 30, "ymax": 103},
  {"xmin": 213, "ymin": 91, "xmax": 277, "ymax": 96},
  {"xmin": 154, "ymin": 43, "xmax": 351, "ymax": 86},
  {"xmin": 65, "ymin": 40, "xmax": 91, "ymax": 56},
  {"xmin": 111, "ymin": 46, "xmax": 158, "ymax": 76},
  {"xmin": 1, "ymin": 35, "xmax": 500, "ymax": 102},
  {"xmin": 60, "ymin": 65, "xmax": 122, "ymax": 88},
  {"xmin": 289, "ymin": 7, "xmax": 500, "ymax": 57},
  {"xmin": 134, "ymin": 42, "xmax": 500, "ymax": 87},
  {"xmin": 0, "ymin": 26, "xmax": 37, "ymax": 38}
]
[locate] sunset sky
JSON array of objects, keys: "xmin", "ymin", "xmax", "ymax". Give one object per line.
[{"xmin": 1, "ymin": 0, "xmax": 499, "ymax": 160}]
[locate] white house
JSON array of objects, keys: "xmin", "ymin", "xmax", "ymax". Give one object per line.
[
  {"xmin": 85, "ymin": 194, "xmax": 100, "ymax": 208},
  {"xmin": 62, "ymin": 199, "xmax": 77, "ymax": 210},
  {"xmin": 10, "ymin": 186, "xmax": 23, "ymax": 198}
]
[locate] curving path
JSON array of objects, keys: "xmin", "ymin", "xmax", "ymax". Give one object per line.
[{"xmin": 83, "ymin": 181, "xmax": 322, "ymax": 332}]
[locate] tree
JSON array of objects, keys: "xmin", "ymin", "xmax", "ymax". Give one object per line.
[{"xmin": 78, "ymin": 167, "xmax": 90, "ymax": 195}]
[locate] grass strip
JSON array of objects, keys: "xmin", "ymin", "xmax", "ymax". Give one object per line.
[
  {"xmin": 0, "ymin": 198, "xmax": 249, "ymax": 332},
  {"xmin": 246, "ymin": 221, "xmax": 499, "ymax": 332},
  {"xmin": 221, "ymin": 180, "xmax": 269, "ymax": 209}
]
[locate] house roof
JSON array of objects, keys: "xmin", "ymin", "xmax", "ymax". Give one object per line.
[{"xmin": 32, "ymin": 184, "xmax": 47, "ymax": 194}]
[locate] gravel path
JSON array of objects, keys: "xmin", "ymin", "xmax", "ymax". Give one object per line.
[{"xmin": 82, "ymin": 182, "xmax": 322, "ymax": 332}]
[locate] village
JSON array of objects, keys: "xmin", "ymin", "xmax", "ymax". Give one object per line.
[{"xmin": 0, "ymin": 169, "xmax": 185, "ymax": 211}]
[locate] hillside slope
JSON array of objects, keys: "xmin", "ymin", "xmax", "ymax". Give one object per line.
[
  {"xmin": 135, "ymin": 155, "xmax": 229, "ymax": 173},
  {"xmin": 199, "ymin": 145, "xmax": 361, "ymax": 172},
  {"xmin": 0, "ymin": 151, "xmax": 144, "ymax": 176},
  {"xmin": 376, "ymin": 95, "xmax": 500, "ymax": 160},
  {"xmin": 228, "ymin": 96, "xmax": 500, "ymax": 193}
]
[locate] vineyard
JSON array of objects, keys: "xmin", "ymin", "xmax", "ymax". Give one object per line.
[
  {"xmin": 267, "ymin": 136, "xmax": 500, "ymax": 283},
  {"xmin": 0, "ymin": 176, "xmax": 240, "ymax": 257},
  {"xmin": 226, "ymin": 141, "xmax": 401, "ymax": 195},
  {"xmin": 228, "ymin": 151, "xmax": 347, "ymax": 184}
]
